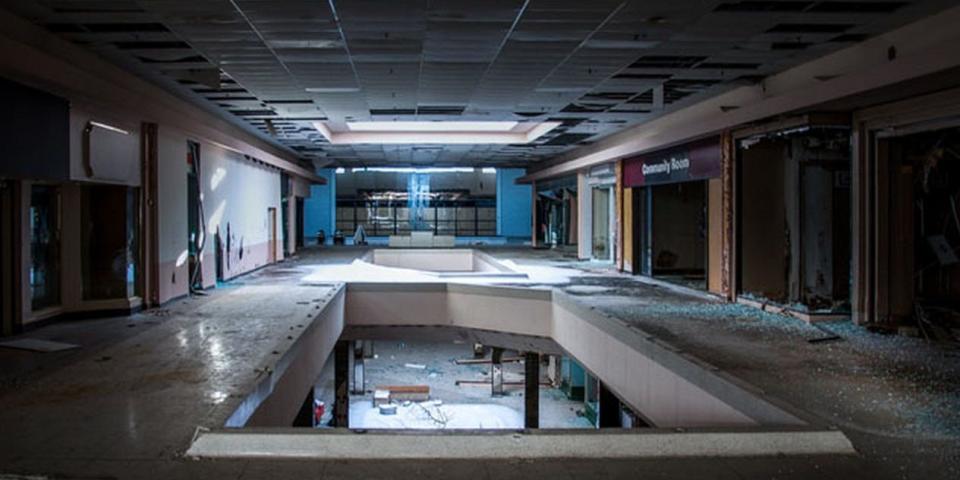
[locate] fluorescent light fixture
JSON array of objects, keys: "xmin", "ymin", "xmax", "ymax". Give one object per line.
[
  {"xmin": 305, "ymin": 87, "xmax": 360, "ymax": 93},
  {"xmin": 89, "ymin": 121, "xmax": 129, "ymax": 135},
  {"xmin": 482, "ymin": 167, "xmax": 497, "ymax": 174},
  {"xmin": 583, "ymin": 40, "xmax": 659, "ymax": 49},
  {"xmin": 352, "ymin": 167, "xmax": 476, "ymax": 174},
  {"xmin": 335, "ymin": 167, "xmax": 346, "ymax": 174},
  {"xmin": 347, "ymin": 121, "xmax": 518, "ymax": 132},
  {"xmin": 313, "ymin": 121, "xmax": 561, "ymax": 145},
  {"xmin": 534, "ymin": 87, "xmax": 586, "ymax": 93}
]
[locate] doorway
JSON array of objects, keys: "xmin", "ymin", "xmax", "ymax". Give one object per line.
[
  {"xmin": 591, "ymin": 187, "xmax": 612, "ymax": 261},
  {"xmin": 631, "ymin": 187, "xmax": 651, "ymax": 276},
  {"xmin": 187, "ymin": 141, "xmax": 203, "ymax": 292},
  {"xmin": 296, "ymin": 197, "xmax": 305, "ymax": 249},
  {"xmin": 651, "ymin": 182, "xmax": 707, "ymax": 289},
  {"xmin": 268, "ymin": 207, "xmax": 278, "ymax": 264},
  {"xmin": 80, "ymin": 185, "xmax": 140, "ymax": 300}
]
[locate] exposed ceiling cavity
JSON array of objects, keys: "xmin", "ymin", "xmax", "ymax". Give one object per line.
[{"xmin": 5, "ymin": 0, "xmax": 956, "ymax": 168}]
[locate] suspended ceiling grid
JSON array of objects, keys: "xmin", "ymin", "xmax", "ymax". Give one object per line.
[{"xmin": 6, "ymin": 0, "xmax": 957, "ymax": 168}]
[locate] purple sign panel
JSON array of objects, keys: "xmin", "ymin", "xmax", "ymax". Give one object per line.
[{"xmin": 623, "ymin": 137, "xmax": 721, "ymax": 187}]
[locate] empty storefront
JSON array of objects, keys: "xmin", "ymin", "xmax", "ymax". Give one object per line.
[
  {"xmin": 623, "ymin": 139, "xmax": 722, "ymax": 292},
  {"xmin": 534, "ymin": 176, "xmax": 577, "ymax": 249},
  {"xmin": 736, "ymin": 119, "xmax": 852, "ymax": 318},
  {"xmin": 854, "ymin": 88, "xmax": 960, "ymax": 334}
]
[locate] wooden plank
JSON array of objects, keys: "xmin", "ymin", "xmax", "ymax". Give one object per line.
[{"xmin": 376, "ymin": 385, "xmax": 430, "ymax": 394}]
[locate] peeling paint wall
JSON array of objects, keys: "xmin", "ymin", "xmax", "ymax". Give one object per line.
[
  {"xmin": 156, "ymin": 129, "xmax": 282, "ymax": 303},
  {"xmin": 199, "ymin": 144, "xmax": 282, "ymax": 285}
]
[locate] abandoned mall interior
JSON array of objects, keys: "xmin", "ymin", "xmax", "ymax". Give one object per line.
[{"xmin": 3, "ymin": 1, "xmax": 960, "ymax": 478}]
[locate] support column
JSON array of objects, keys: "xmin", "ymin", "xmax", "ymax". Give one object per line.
[
  {"xmin": 334, "ymin": 340, "xmax": 350, "ymax": 428},
  {"xmin": 352, "ymin": 340, "xmax": 365, "ymax": 394},
  {"xmin": 546, "ymin": 355, "xmax": 560, "ymax": 387},
  {"xmin": 615, "ymin": 159, "xmax": 624, "ymax": 270},
  {"xmin": 0, "ymin": 180, "xmax": 22, "ymax": 336},
  {"xmin": 362, "ymin": 340, "xmax": 375, "ymax": 359},
  {"xmin": 531, "ymin": 180, "xmax": 539, "ymax": 248},
  {"xmin": 525, "ymin": 352, "xmax": 539, "ymax": 429},
  {"xmin": 577, "ymin": 172, "xmax": 592, "ymax": 260},
  {"xmin": 490, "ymin": 347, "xmax": 504, "ymax": 396},
  {"xmin": 598, "ymin": 382, "xmax": 621, "ymax": 428},
  {"xmin": 720, "ymin": 131, "xmax": 736, "ymax": 301},
  {"xmin": 141, "ymin": 122, "xmax": 160, "ymax": 307},
  {"xmin": 293, "ymin": 388, "xmax": 315, "ymax": 427}
]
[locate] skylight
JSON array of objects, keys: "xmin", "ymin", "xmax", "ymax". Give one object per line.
[
  {"xmin": 347, "ymin": 121, "xmax": 519, "ymax": 132},
  {"xmin": 313, "ymin": 121, "xmax": 560, "ymax": 145}
]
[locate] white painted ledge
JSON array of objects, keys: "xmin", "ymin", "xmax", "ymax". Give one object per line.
[{"xmin": 187, "ymin": 429, "xmax": 856, "ymax": 460}]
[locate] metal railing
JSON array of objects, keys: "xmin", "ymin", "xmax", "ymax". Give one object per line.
[{"xmin": 335, "ymin": 199, "xmax": 496, "ymax": 237}]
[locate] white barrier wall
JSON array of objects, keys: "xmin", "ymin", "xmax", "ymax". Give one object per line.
[
  {"xmin": 551, "ymin": 300, "xmax": 754, "ymax": 427},
  {"xmin": 244, "ymin": 288, "xmax": 345, "ymax": 427},
  {"xmin": 370, "ymin": 249, "xmax": 475, "ymax": 272}
]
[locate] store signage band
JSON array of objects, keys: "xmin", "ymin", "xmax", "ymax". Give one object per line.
[
  {"xmin": 623, "ymin": 138, "xmax": 721, "ymax": 187},
  {"xmin": 641, "ymin": 155, "xmax": 691, "ymax": 177}
]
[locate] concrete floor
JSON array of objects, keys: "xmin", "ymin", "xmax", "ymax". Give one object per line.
[
  {"xmin": 312, "ymin": 340, "xmax": 593, "ymax": 429},
  {"xmin": 0, "ymin": 245, "xmax": 958, "ymax": 478}
]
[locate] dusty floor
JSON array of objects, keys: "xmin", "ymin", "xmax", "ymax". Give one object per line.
[
  {"xmin": 1, "ymin": 244, "xmax": 958, "ymax": 479},
  {"xmin": 312, "ymin": 339, "xmax": 593, "ymax": 429}
]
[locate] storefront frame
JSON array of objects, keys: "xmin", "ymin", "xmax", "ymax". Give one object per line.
[
  {"xmin": 622, "ymin": 138, "xmax": 722, "ymax": 292},
  {"xmin": 852, "ymin": 87, "xmax": 960, "ymax": 326}
]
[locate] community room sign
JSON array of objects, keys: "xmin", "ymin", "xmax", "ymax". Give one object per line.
[{"xmin": 623, "ymin": 137, "xmax": 721, "ymax": 187}]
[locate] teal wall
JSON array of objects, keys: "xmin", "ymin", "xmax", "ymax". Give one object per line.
[
  {"xmin": 302, "ymin": 168, "xmax": 336, "ymax": 244},
  {"xmin": 496, "ymin": 168, "xmax": 532, "ymax": 238}
]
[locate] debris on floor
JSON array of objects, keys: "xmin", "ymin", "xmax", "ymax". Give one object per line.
[
  {"xmin": 0, "ymin": 339, "xmax": 80, "ymax": 352},
  {"xmin": 350, "ymin": 400, "xmax": 523, "ymax": 429}
]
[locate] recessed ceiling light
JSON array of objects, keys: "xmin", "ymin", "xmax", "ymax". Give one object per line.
[{"xmin": 346, "ymin": 121, "xmax": 519, "ymax": 132}]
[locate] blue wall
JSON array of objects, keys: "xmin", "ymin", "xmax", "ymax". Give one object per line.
[
  {"xmin": 302, "ymin": 168, "xmax": 336, "ymax": 244},
  {"xmin": 496, "ymin": 168, "xmax": 532, "ymax": 238}
]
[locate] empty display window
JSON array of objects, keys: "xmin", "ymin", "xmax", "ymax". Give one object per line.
[
  {"xmin": 30, "ymin": 185, "xmax": 61, "ymax": 311},
  {"xmin": 81, "ymin": 185, "xmax": 140, "ymax": 300}
]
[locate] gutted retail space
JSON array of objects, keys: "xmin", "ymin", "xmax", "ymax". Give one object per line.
[
  {"xmin": 735, "ymin": 118, "xmax": 852, "ymax": 319},
  {"xmin": 853, "ymin": 88, "xmax": 960, "ymax": 339}
]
